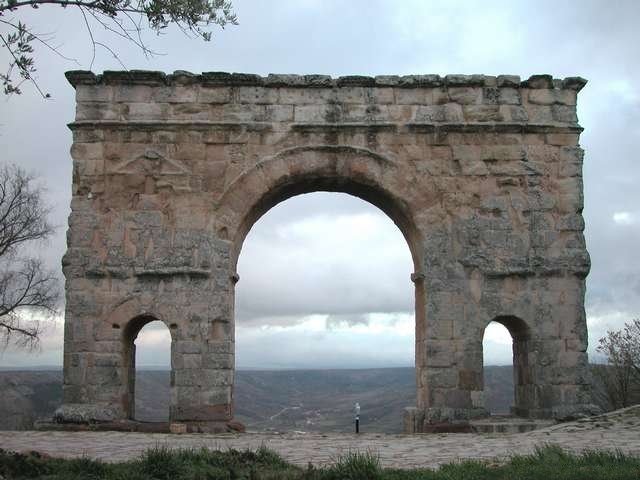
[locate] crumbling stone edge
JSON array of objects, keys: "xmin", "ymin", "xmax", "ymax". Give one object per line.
[{"xmin": 65, "ymin": 70, "xmax": 587, "ymax": 91}]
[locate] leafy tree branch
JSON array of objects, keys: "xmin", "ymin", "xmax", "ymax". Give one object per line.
[{"xmin": 0, "ymin": 0, "xmax": 237, "ymax": 96}]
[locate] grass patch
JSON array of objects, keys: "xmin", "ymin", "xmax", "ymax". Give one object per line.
[{"xmin": 1, "ymin": 444, "xmax": 639, "ymax": 479}]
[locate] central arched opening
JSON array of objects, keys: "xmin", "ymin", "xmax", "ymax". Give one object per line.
[{"xmin": 233, "ymin": 192, "xmax": 416, "ymax": 432}]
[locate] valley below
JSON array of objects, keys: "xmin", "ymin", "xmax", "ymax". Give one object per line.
[{"xmin": 0, "ymin": 366, "xmax": 515, "ymax": 433}]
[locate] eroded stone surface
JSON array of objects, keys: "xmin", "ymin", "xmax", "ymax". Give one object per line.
[{"xmin": 59, "ymin": 71, "xmax": 595, "ymax": 433}]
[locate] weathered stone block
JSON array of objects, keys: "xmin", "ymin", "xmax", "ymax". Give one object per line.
[
  {"xmin": 525, "ymin": 105, "xmax": 554, "ymax": 123},
  {"xmin": 415, "ymin": 105, "xmax": 445, "ymax": 122},
  {"xmin": 370, "ymin": 87, "xmax": 395, "ymax": 104},
  {"xmin": 171, "ymin": 103, "xmax": 210, "ymax": 120},
  {"xmin": 237, "ymin": 86, "xmax": 279, "ymax": 104},
  {"xmin": 197, "ymin": 87, "xmax": 232, "ymax": 104},
  {"xmin": 500, "ymin": 105, "xmax": 528, "ymax": 122},
  {"xmin": 266, "ymin": 105, "xmax": 294, "ymax": 122},
  {"xmin": 546, "ymin": 133, "xmax": 580, "ymax": 146},
  {"xmin": 529, "ymin": 89, "xmax": 577, "ymax": 106},
  {"xmin": 458, "ymin": 369, "xmax": 483, "ymax": 389},
  {"xmin": 115, "ymin": 85, "xmax": 153, "ymax": 103},
  {"xmin": 203, "ymin": 387, "xmax": 231, "ymax": 405},
  {"xmin": 448, "ymin": 87, "xmax": 482, "ymax": 105},
  {"xmin": 425, "ymin": 341, "xmax": 456, "ymax": 367},
  {"xmin": 463, "ymin": 105, "xmax": 502, "ymax": 122},
  {"xmin": 425, "ymin": 368, "xmax": 457, "ymax": 388},
  {"xmin": 395, "ymin": 88, "xmax": 430, "ymax": 105},
  {"xmin": 76, "ymin": 102, "xmax": 120, "ymax": 121},
  {"xmin": 155, "ymin": 86, "xmax": 198, "ymax": 103},
  {"xmin": 294, "ymin": 104, "xmax": 343, "ymax": 122},
  {"xmin": 482, "ymin": 87, "xmax": 499, "ymax": 105},
  {"xmin": 279, "ymin": 88, "xmax": 335, "ymax": 105},
  {"xmin": 498, "ymin": 88, "xmax": 521, "ymax": 104},
  {"xmin": 497, "ymin": 75, "xmax": 521, "ymax": 87},
  {"xmin": 556, "ymin": 214, "xmax": 585, "ymax": 231},
  {"xmin": 202, "ymin": 353, "xmax": 234, "ymax": 369},
  {"xmin": 452, "ymin": 145, "xmax": 487, "ymax": 175},
  {"xmin": 552, "ymin": 105, "xmax": 578, "ymax": 123},
  {"xmin": 443, "ymin": 103, "xmax": 464, "ymax": 122},
  {"xmin": 524, "ymin": 74, "xmax": 554, "ymax": 89},
  {"xmin": 126, "ymin": 102, "xmax": 169, "ymax": 120},
  {"xmin": 77, "ymin": 85, "xmax": 114, "ymax": 102}
]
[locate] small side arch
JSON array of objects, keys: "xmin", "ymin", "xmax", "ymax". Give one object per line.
[
  {"xmin": 482, "ymin": 314, "xmax": 534, "ymax": 417},
  {"xmin": 116, "ymin": 308, "xmax": 175, "ymax": 421}
]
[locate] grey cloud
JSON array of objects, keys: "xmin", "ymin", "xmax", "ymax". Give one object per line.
[
  {"xmin": 234, "ymin": 313, "xmax": 309, "ymax": 328},
  {"xmin": 236, "ymin": 326, "xmax": 414, "ymax": 370},
  {"xmin": 326, "ymin": 314, "xmax": 370, "ymax": 330},
  {"xmin": 235, "ymin": 193, "xmax": 414, "ymax": 327}
]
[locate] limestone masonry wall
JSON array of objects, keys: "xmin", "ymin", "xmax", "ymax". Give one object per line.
[{"xmin": 58, "ymin": 70, "xmax": 598, "ymax": 433}]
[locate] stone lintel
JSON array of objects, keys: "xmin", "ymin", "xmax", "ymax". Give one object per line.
[
  {"xmin": 134, "ymin": 267, "xmax": 211, "ymax": 278},
  {"xmin": 67, "ymin": 120, "xmax": 583, "ymax": 135},
  {"xmin": 405, "ymin": 123, "xmax": 584, "ymax": 134},
  {"xmin": 67, "ymin": 121, "xmax": 271, "ymax": 132},
  {"xmin": 85, "ymin": 267, "xmax": 212, "ymax": 279}
]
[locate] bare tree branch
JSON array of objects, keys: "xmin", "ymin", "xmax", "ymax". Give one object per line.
[
  {"xmin": 0, "ymin": 164, "xmax": 53, "ymax": 257},
  {"xmin": 0, "ymin": 164, "xmax": 60, "ymax": 349},
  {"xmin": 1, "ymin": 0, "xmax": 103, "ymax": 11}
]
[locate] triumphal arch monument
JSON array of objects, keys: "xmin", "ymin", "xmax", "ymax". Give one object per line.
[{"xmin": 56, "ymin": 70, "xmax": 596, "ymax": 432}]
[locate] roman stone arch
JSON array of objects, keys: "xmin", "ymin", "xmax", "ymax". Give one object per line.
[{"xmin": 57, "ymin": 70, "xmax": 599, "ymax": 432}]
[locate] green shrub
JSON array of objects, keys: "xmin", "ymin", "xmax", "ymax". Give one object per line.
[
  {"xmin": 1, "ymin": 443, "xmax": 639, "ymax": 479},
  {"xmin": 58, "ymin": 455, "xmax": 110, "ymax": 479},
  {"xmin": 0, "ymin": 449, "xmax": 53, "ymax": 478},
  {"xmin": 325, "ymin": 450, "xmax": 383, "ymax": 480},
  {"xmin": 139, "ymin": 445, "xmax": 186, "ymax": 479}
]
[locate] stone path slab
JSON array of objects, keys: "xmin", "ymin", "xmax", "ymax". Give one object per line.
[{"xmin": 1, "ymin": 407, "xmax": 639, "ymax": 470}]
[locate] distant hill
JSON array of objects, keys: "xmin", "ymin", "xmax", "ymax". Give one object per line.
[
  {"xmin": 0, "ymin": 366, "xmax": 519, "ymax": 433},
  {"xmin": 0, "ymin": 371, "xmax": 62, "ymax": 430}
]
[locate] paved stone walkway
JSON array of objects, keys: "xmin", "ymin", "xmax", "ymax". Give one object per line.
[{"xmin": 1, "ymin": 407, "xmax": 638, "ymax": 470}]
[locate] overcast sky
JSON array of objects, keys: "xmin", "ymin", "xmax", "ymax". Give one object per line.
[{"xmin": 0, "ymin": 0, "xmax": 638, "ymax": 370}]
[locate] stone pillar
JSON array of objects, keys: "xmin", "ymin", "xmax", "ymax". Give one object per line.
[
  {"xmin": 524, "ymin": 283, "xmax": 595, "ymax": 420},
  {"xmin": 56, "ymin": 190, "xmax": 241, "ymax": 432},
  {"xmin": 167, "ymin": 241, "xmax": 240, "ymax": 432},
  {"xmin": 511, "ymin": 331, "xmax": 534, "ymax": 417},
  {"xmin": 171, "ymin": 337, "xmax": 235, "ymax": 431},
  {"xmin": 57, "ymin": 241, "xmax": 129, "ymax": 423},
  {"xmin": 408, "ymin": 257, "xmax": 490, "ymax": 432},
  {"xmin": 405, "ymin": 269, "xmax": 597, "ymax": 433}
]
